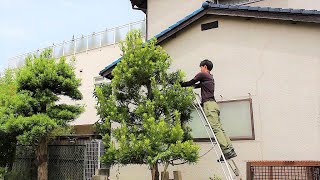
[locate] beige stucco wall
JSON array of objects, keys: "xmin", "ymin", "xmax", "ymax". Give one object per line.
[
  {"xmin": 251, "ymin": 0, "xmax": 320, "ymax": 10},
  {"xmin": 147, "ymin": 0, "xmax": 205, "ymax": 38},
  {"xmin": 64, "ymin": 45, "xmax": 122, "ymax": 125},
  {"xmin": 108, "ymin": 16, "xmax": 320, "ymax": 180}
]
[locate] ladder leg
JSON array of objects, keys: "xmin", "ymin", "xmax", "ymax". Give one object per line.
[
  {"xmin": 227, "ymin": 160, "xmax": 241, "ymax": 177},
  {"xmin": 193, "ymin": 92, "xmax": 235, "ymax": 180}
]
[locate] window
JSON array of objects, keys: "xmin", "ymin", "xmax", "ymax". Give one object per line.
[
  {"xmin": 93, "ymin": 76, "xmax": 110, "ymax": 86},
  {"xmin": 188, "ymin": 98, "xmax": 255, "ymax": 141}
]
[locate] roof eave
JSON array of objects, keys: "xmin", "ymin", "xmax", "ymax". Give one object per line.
[
  {"xmin": 130, "ymin": 0, "xmax": 147, "ymax": 13},
  {"xmin": 207, "ymin": 8, "xmax": 320, "ymax": 24},
  {"xmin": 99, "ymin": 58, "xmax": 121, "ymax": 77}
]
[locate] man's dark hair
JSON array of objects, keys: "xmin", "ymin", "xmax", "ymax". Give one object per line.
[{"xmin": 200, "ymin": 59, "xmax": 213, "ymax": 71}]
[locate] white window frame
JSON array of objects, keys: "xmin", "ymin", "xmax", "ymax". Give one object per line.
[{"xmin": 190, "ymin": 98, "xmax": 255, "ymax": 142}]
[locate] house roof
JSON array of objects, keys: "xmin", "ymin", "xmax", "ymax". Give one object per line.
[
  {"xmin": 130, "ymin": 0, "xmax": 147, "ymax": 13},
  {"xmin": 100, "ymin": 1, "xmax": 320, "ymax": 78}
]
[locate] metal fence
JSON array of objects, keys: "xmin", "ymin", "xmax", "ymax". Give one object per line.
[
  {"xmin": 12, "ymin": 140, "xmax": 105, "ymax": 180},
  {"xmin": 8, "ymin": 19, "xmax": 146, "ymax": 69},
  {"xmin": 247, "ymin": 161, "xmax": 320, "ymax": 180},
  {"xmin": 85, "ymin": 140, "xmax": 105, "ymax": 180},
  {"xmin": 11, "ymin": 146, "xmax": 37, "ymax": 180},
  {"xmin": 48, "ymin": 145, "xmax": 86, "ymax": 180}
]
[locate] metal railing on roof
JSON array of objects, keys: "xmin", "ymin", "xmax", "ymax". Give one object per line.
[{"xmin": 8, "ymin": 19, "xmax": 146, "ymax": 69}]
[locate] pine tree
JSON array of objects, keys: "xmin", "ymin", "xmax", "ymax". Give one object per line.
[
  {"xmin": 95, "ymin": 30, "xmax": 199, "ymax": 180},
  {"xmin": 2, "ymin": 50, "xmax": 83, "ymax": 180}
]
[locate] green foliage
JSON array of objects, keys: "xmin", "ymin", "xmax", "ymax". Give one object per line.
[
  {"xmin": 17, "ymin": 50, "xmax": 82, "ymax": 101},
  {"xmin": 0, "ymin": 69, "xmax": 18, "ymax": 169},
  {"xmin": 1, "ymin": 49, "xmax": 83, "ymax": 146},
  {"xmin": 95, "ymin": 30, "xmax": 199, "ymax": 172},
  {"xmin": 0, "ymin": 167, "xmax": 5, "ymax": 178}
]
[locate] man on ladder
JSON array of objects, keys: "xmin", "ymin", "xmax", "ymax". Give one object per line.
[{"xmin": 180, "ymin": 59, "xmax": 237, "ymax": 162}]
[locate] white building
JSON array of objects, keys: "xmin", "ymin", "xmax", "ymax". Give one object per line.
[
  {"xmin": 99, "ymin": 0, "xmax": 320, "ymax": 179},
  {"xmin": 8, "ymin": 20, "xmax": 146, "ymax": 126}
]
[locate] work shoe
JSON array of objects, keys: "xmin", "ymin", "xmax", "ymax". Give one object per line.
[{"xmin": 217, "ymin": 149, "xmax": 237, "ymax": 162}]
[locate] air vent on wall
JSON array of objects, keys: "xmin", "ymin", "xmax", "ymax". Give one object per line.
[{"xmin": 201, "ymin": 21, "xmax": 219, "ymax": 31}]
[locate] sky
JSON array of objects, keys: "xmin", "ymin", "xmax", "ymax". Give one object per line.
[{"xmin": 0, "ymin": 0, "xmax": 145, "ymax": 71}]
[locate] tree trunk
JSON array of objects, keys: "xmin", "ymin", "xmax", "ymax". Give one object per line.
[
  {"xmin": 36, "ymin": 138, "xmax": 48, "ymax": 180},
  {"xmin": 146, "ymin": 80, "xmax": 153, "ymax": 100},
  {"xmin": 151, "ymin": 164, "xmax": 160, "ymax": 180}
]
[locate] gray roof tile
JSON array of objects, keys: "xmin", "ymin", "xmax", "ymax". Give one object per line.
[
  {"xmin": 302, "ymin": 10, "xmax": 316, "ymax": 14},
  {"xmin": 290, "ymin": 9, "xmax": 303, "ymax": 14},
  {"xmin": 206, "ymin": 1, "xmax": 320, "ymax": 15},
  {"xmin": 210, "ymin": 3, "xmax": 220, "ymax": 8},
  {"xmin": 268, "ymin": 8, "xmax": 281, "ymax": 12},
  {"xmin": 279, "ymin": 8, "xmax": 291, "ymax": 13},
  {"xmin": 219, "ymin": 4, "xmax": 230, "ymax": 9},
  {"xmin": 258, "ymin": 7, "xmax": 270, "ymax": 12},
  {"xmin": 228, "ymin": 5, "xmax": 239, "ymax": 10},
  {"xmin": 238, "ymin": 6, "xmax": 250, "ymax": 10},
  {"xmin": 248, "ymin": 6, "xmax": 259, "ymax": 11}
]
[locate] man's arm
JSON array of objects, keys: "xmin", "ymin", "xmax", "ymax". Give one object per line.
[
  {"xmin": 180, "ymin": 80, "xmax": 201, "ymax": 89},
  {"xmin": 180, "ymin": 79, "xmax": 197, "ymax": 87},
  {"xmin": 180, "ymin": 73, "xmax": 204, "ymax": 88}
]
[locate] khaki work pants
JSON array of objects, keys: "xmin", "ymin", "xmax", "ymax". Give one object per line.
[{"xmin": 203, "ymin": 100, "xmax": 234, "ymax": 154}]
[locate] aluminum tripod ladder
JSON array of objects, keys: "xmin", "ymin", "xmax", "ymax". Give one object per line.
[{"xmin": 193, "ymin": 92, "xmax": 240, "ymax": 180}]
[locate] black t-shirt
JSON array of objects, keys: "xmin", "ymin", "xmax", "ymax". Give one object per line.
[{"xmin": 180, "ymin": 72, "xmax": 216, "ymax": 103}]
